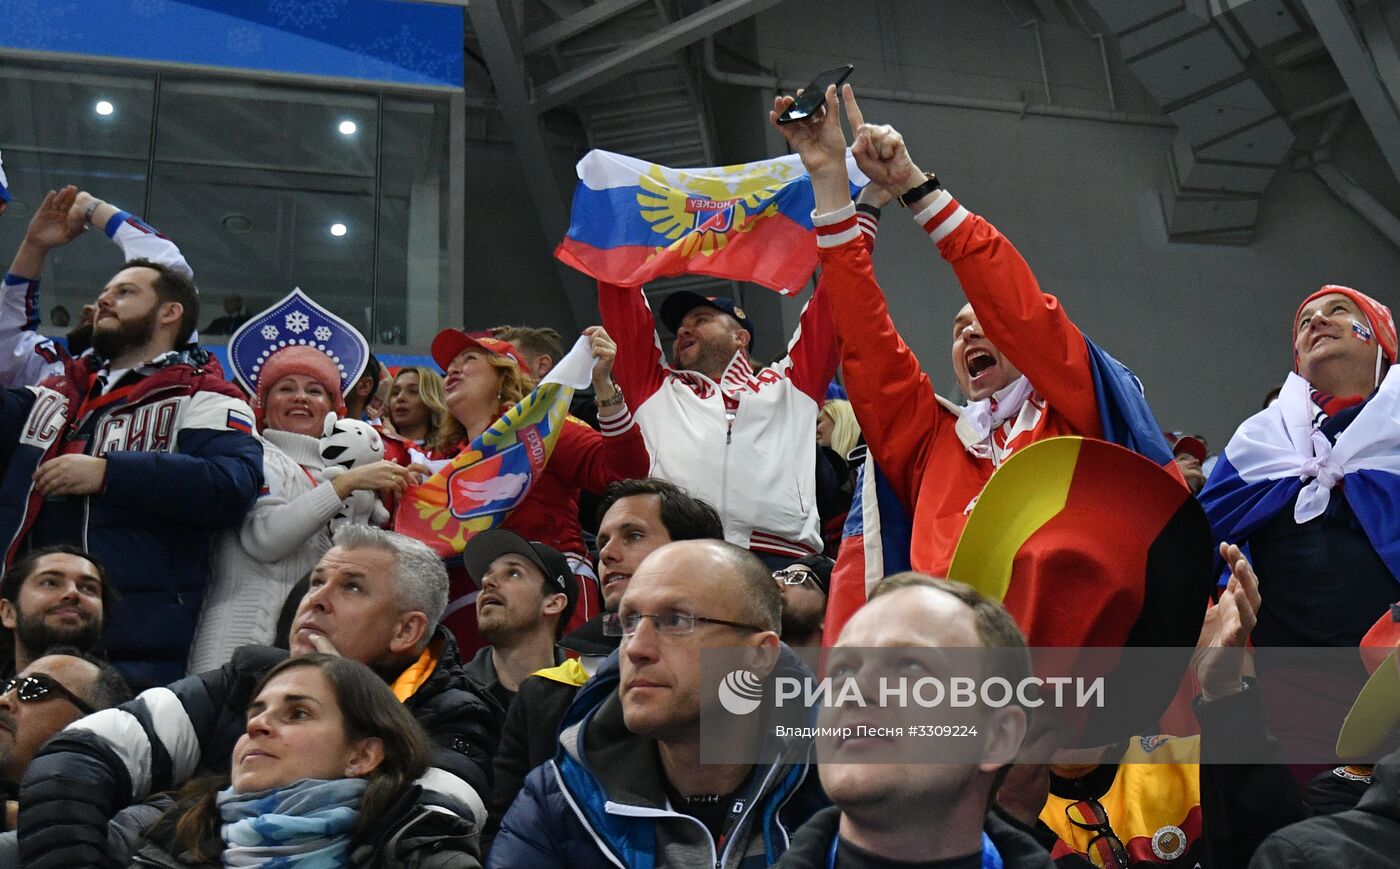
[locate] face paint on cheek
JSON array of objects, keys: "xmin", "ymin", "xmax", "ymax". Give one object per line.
[{"xmin": 1353, "ymin": 321, "xmax": 1374, "ymax": 344}]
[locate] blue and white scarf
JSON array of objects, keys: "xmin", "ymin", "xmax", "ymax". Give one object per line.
[
  {"xmin": 1200, "ymin": 366, "xmax": 1400, "ymax": 582},
  {"xmin": 218, "ymin": 777, "xmax": 367, "ymax": 868}
]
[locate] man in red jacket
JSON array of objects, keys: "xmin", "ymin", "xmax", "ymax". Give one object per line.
[{"xmin": 771, "ymin": 84, "xmax": 1171, "ymax": 577}]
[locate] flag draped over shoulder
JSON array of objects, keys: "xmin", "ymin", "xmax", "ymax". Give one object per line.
[
  {"xmin": 394, "ymin": 336, "xmax": 594, "ymax": 558},
  {"xmin": 823, "ymin": 335, "xmax": 1179, "ymax": 644},
  {"xmin": 1199, "ymin": 367, "xmax": 1400, "ymax": 583},
  {"xmin": 555, "ymin": 149, "xmax": 868, "ymax": 295}
]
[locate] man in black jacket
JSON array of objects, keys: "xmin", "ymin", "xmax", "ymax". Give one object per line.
[
  {"xmin": 1249, "ymin": 747, "xmax": 1400, "ymax": 868},
  {"xmin": 488, "ymin": 478, "xmax": 722, "ymax": 834},
  {"xmin": 17, "ymin": 525, "xmax": 494, "ymax": 868},
  {"xmin": 775, "ymin": 573, "xmax": 1052, "ymax": 869}
]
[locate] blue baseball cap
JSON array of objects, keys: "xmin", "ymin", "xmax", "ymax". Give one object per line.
[{"xmin": 659, "ymin": 291, "xmax": 755, "ymax": 348}]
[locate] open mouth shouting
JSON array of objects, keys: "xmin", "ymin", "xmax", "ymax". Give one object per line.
[{"xmin": 965, "ymin": 349, "xmax": 998, "ymax": 386}]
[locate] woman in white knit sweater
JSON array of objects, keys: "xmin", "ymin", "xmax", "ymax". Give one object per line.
[{"xmin": 190, "ymin": 309, "xmax": 418, "ymax": 673}]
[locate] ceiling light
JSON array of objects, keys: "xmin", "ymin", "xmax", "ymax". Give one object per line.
[
  {"xmin": 94, "ymin": 100, "xmax": 114, "ymax": 116},
  {"xmin": 330, "ymin": 223, "xmax": 348, "ymax": 237},
  {"xmin": 338, "ymin": 120, "xmax": 357, "ymax": 135}
]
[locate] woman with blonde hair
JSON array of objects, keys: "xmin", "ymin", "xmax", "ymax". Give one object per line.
[
  {"xmin": 426, "ymin": 327, "xmax": 649, "ymax": 643},
  {"xmin": 817, "ymin": 398, "xmax": 862, "ymax": 462},
  {"xmin": 386, "ymin": 366, "xmax": 450, "ymax": 449},
  {"xmin": 816, "ymin": 398, "xmax": 864, "ymax": 557}
]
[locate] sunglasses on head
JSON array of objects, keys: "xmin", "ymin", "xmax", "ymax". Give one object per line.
[
  {"xmin": 773, "ymin": 567, "xmax": 819, "ymax": 588},
  {"xmin": 1, "ymin": 673, "xmax": 96, "ymax": 716},
  {"xmin": 1065, "ymin": 798, "xmax": 1130, "ymax": 869}
]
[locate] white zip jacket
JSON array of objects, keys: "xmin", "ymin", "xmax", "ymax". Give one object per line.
[{"xmin": 597, "ymin": 281, "xmax": 838, "ymax": 558}]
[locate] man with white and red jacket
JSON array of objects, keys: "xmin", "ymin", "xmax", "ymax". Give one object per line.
[
  {"xmin": 0, "ymin": 186, "xmax": 262, "ymax": 685},
  {"xmin": 596, "ymin": 272, "xmax": 838, "ymax": 565},
  {"xmin": 771, "ymin": 85, "xmax": 1177, "ymax": 579}
]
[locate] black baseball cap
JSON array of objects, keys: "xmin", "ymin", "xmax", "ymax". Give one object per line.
[
  {"xmin": 658, "ymin": 291, "xmax": 755, "ymax": 348},
  {"xmin": 465, "ymin": 529, "xmax": 578, "ymax": 625}
]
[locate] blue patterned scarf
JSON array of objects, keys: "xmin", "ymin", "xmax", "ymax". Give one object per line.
[{"xmin": 217, "ymin": 777, "xmax": 367, "ymax": 868}]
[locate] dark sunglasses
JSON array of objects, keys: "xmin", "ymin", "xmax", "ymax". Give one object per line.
[
  {"xmin": 2, "ymin": 673, "xmax": 96, "ymax": 716},
  {"xmin": 1065, "ymin": 798, "xmax": 1130, "ymax": 869}
]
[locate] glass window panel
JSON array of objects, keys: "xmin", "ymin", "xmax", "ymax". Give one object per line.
[
  {"xmin": 147, "ymin": 78, "xmax": 377, "ymax": 342},
  {"xmin": 155, "ymin": 79, "xmax": 377, "ymax": 177},
  {"xmin": 375, "ymin": 95, "xmax": 451, "ymax": 353},
  {"xmin": 0, "ymin": 63, "xmax": 154, "ymax": 333}
]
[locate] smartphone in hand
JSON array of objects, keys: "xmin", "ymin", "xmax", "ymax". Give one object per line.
[{"xmin": 776, "ymin": 64, "xmax": 855, "ymax": 125}]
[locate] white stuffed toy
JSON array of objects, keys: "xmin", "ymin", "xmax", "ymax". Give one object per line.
[{"xmin": 320, "ymin": 412, "xmax": 391, "ymax": 529}]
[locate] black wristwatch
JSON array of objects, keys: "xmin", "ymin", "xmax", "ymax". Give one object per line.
[{"xmin": 898, "ymin": 172, "xmax": 942, "ymax": 208}]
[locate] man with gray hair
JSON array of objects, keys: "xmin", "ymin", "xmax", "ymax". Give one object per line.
[{"xmin": 15, "ymin": 526, "xmax": 493, "ymax": 868}]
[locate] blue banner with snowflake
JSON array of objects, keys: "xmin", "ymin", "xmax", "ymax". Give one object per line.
[{"xmin": 0, "ymin": 0, "xmax": 463, "ymax": 89}]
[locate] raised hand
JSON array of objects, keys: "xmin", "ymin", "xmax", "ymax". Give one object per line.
[
  {"xmin": 1192, "ymin": 542, "xmax": 1262, "ymax": 701},
  {"xmin": 23, "ymin": 186, "xmax": 83, "ymax": 251},
  {"xmin": 769, "ymin": 84, "xmax": 849, "ymax": 181},
  {"xmin": 843, "ymin": 86, "xmax": 925, "ymax": 195}
]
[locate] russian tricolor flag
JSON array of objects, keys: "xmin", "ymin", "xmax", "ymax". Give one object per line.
[
  {"xmin": 556, "ymin": 149, "xmax": 868, "ymax": 294},
  {"xmin": 0, "ymin": 149, "xmax": 9, "ymax": 204},
  {"xmin": 1200, "ymin": 367, "xmax": 1400, "ymax": 583}
]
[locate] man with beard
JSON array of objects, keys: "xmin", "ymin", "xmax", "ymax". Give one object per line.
[
  {"xmin": 0, "ymin": 186, "xmax": 193, "ymax": 388},
  {"xmin": 462, "ymin": 529, "xmax": 577, "ymax": 745},
  {"xmin": 773, "ymin": 554, "xmax": 832, "ymax": 647},
  {"xmin": 596, "ymin": 273, "xmax": 838, "ymax": 568},
  {"xmin": 0, "ymin": 186, "xmax": 262, "ymax": 684},
  {"xmin": 0, "ymin": 546, "xmax": 110, "ymax": 679}
]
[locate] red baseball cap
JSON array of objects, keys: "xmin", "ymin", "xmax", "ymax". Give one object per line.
[
  {"xmin": 1165, "ymin": 432, "xmax": 1207, "ymax": 463},
  {"xmin": 431, "ymin": 328, "xmax": 526, "ymax": 372}
]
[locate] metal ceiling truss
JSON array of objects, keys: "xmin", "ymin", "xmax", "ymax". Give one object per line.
[
  {"xmin": 1084, "ymin": 0, "xmax": 1315, "ymax": 244},
  {"xmin": 469, "ymin": 0, "xmax": 778, "ymax": 326}
]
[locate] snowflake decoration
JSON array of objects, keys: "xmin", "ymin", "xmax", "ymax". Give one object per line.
[
  {"xmin": 268, "ymin": 0, "xmax": 347, "ymax": 31},
  {"xmin": 261, "ymin": 324, "xmax": 279, "ymax": 340},
  {"xmin": 285, "ymin": 312, "xmax": 310, "ymax": 334},
  {"xmin": 314, "ymin": 326, "xmax": 332, "ymax": 342},
  {"xmin": 227, "ymin": 25, "xmax": 263, "ymax": 55},
  {"xmin": 128, "ymin": 0, "xmax": 172, "ymax": 18},
  {"xmin": 5, "ymin": 1, "xmax": 83, "ymax": 47},
  {"xmin": 356, "ymin": 25, "xmax": 454, "ymax": 83}
]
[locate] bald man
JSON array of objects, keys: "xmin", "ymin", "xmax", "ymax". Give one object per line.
[{"xmin": 493, "ymin": 539, "xmax": 828, "ymax": 868}]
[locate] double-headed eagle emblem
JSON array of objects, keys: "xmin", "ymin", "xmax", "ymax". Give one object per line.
[{"xmin": 636, "ymin": 161, "xmax": 796, "ymax": 258}]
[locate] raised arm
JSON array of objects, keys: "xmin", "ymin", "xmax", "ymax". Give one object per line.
[
  {"xmin": 768, "ymin": 84, "xmax": 947, "ymax": 511},
  {"xmin": 550, "ymin": 327, "xmax": 651, "ymax": 492},
  {"xmin": 595, "ymin": 281, "xmax": 667, "ymax": 405},
  {"xmin": 74, "ymin": 191, "xmax": 193, "ymax": 278},
  {"xmin": 850, "ymin": 116, "xmax": 1100, "ymax": 437},
  {"xmin": 775, "ymin": 262, "xmax": 840, "ymax": 404},
  {"xmin": 1, "ymin": 187, "xmax": 84, "ymax": 387}
]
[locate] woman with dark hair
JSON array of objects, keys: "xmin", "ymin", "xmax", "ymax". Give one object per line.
[{"xmin": 121, "ymin": 654, "xmax": 480, "ymax": 867}]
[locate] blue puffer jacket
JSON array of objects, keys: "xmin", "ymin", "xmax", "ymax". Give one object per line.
[{"xmin": 490, "ymin": 646, "xmax": 828, "ymax": 869}]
